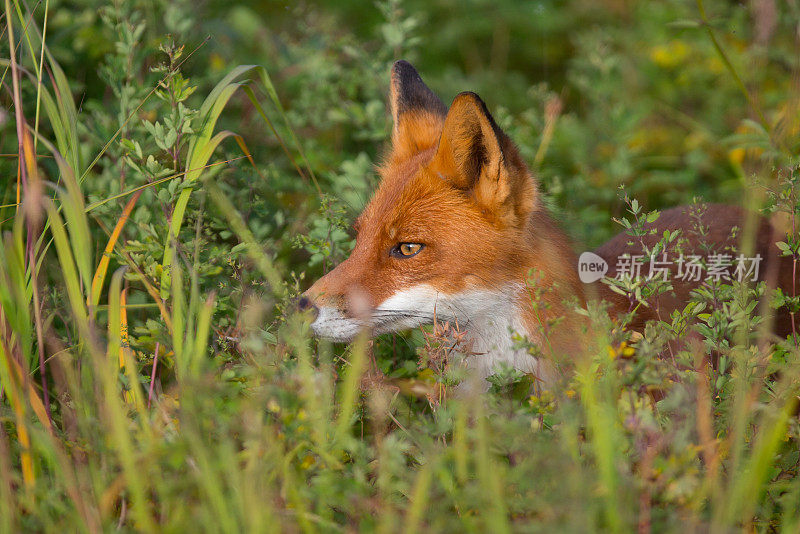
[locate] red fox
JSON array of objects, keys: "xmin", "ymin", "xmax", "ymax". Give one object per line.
[{"xmin": 301, "ymin": 60, "xmax": 794, "ymax": 385}]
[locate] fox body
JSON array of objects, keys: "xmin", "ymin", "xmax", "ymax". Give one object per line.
[{"xmin": 303, "ymin": 61, "xmax": 794, "ymax": 384}]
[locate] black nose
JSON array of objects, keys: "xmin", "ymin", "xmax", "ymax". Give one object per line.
[{"xmin": 296, "ymin": 295, "xmax": 319, "ymax": 319}]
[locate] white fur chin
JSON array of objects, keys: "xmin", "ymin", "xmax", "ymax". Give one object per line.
[
  {"xmin": 309, "ymin": 306, "xmax": 365, "ymax": 342},
  {"xmin": 311, "ymin": 283, "xmax": 546, "ymax": 385}
]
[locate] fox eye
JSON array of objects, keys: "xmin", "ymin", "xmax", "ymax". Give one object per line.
[{"xmin": 392, "ymin": 242, "xmax": 424, "ymax": 258}]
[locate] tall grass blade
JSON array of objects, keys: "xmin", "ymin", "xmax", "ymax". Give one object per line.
[
  {"xmin": 89, "ymin": 190, "xmax": 142, "ymax": 308},
  {"xmin": 334, "ymin": 332, "xmax": 369, "ymax": 441}
]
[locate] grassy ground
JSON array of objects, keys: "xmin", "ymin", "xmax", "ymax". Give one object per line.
[{"xmin": 1, "ymin": 0, "xmax": 800, "ymax": 531}]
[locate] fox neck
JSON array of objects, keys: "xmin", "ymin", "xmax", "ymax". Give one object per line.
[
  {"xmin": 458, "ymin": 290, "xmax": 547, "ymax": 383},
  {"xmin": 458, "ymin": 210, "xmax": 583, "ymax": 383}
]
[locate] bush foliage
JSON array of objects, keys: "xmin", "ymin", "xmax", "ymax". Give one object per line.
[{"xmin": 1, "ymin": 0, "xmax": 800, "ymax": 531}]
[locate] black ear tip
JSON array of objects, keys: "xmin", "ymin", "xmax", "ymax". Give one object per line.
[
  {"xmin": 392, "ymin": 59, "xmax": 415, "ymax": 71},
  {"xmin": 391, "ymin": 60, "xmax": 446, "ymax": 118},
  {"xmin": 391, "ymin": 60, "xmax": 421, "ymax": 84}
]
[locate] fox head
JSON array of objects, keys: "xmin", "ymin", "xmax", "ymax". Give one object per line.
[{"xmin": 302, "ymin": 61, "xmax": 579, "ymax": 348}]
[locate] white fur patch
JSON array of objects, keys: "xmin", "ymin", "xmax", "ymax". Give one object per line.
[
  {"xmin": 311, "ymin": 283, "xmax": 545, "ymax": 384},
  {"xmin": 309, "ymin": 306, "xmax": 366, "ymax": 342}
]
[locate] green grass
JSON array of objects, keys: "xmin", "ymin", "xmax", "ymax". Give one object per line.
[{"xmin": 1, "ymin": 0, "xmax": 800, "ymax": 531}]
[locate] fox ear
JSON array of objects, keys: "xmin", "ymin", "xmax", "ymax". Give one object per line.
[
  {"xmin": 431, "ymin": 92, "xmax": 536, "ymax": 227},
  {"xmin": 390, "ymin": 60, "xmax": 447, "ymax": 158}
]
